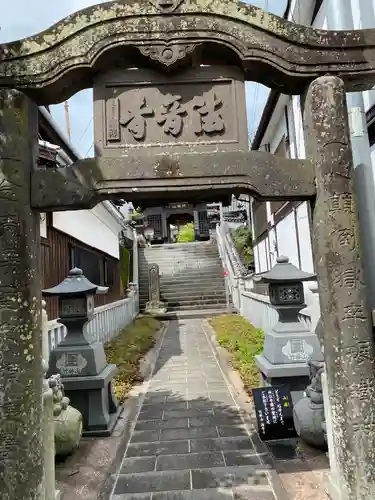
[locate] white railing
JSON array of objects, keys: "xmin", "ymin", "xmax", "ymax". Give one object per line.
[
  {"xmin": 216, "ymin": 222, "xmax": 249, "ymax": 310},
  {"xmin": 47, "ymin": 291, "xmax": 138, "ymax": 352},
  {"xmin": 239, "ymin": 290, "xmax": 278, "ymax": 330},
  {"xmin": 215, "ymin": 222, "xmax": 322, "ymax": 335}
]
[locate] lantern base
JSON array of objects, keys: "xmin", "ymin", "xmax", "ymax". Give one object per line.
[
  {"xmin": 255, "ymin": 354, "xmax": 310, "ymax": 405},
  {"xmin": 48, "ymin": 342, "xmax": 107, "ymax": 378},
  {"xmin": 60, "ymin": 363, "xmax": 122, "ymax": 437},
  {"xmin": 145, "ymin": 300, "xmax": 167, "ymax": 315},
  {"xmin": 263, "ymin": 327, "xmax": 324, "ymax": 366}
]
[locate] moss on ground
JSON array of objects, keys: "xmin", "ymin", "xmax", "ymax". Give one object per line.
[
  {"xmin": 209, "ymin": 314, "xmax": 264, "ymax": 390},
  {"xmin": 105, "ymin": 316, "xmax": 161, "ymax": 404}
]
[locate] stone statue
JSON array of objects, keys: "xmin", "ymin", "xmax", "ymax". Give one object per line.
[
  {"xmin": 293, "ymin": 360, "xmax": 327, "ymax": 450},
  {"xmin": 49, "ymin": 374, "xmax": 83, "ymax": 457}
]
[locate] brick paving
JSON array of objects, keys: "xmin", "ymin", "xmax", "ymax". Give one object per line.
[{"xmin": 110, "ymin": 318, "xmax": 289, "ymax": 500}]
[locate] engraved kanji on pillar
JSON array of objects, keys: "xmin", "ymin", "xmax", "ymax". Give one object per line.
[{"xmin": 304, "ymin": 75, "xmax": 375, "ymax": 500}]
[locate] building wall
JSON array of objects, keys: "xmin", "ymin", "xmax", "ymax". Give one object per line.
[
  {"xmin": 41, "ymin": 214, "xmax": 122, "ymax": 319},
  {"xmin": 52, "ymin": 203, "xmax": 122, "ymax": 259},
  {"xmin": 251, "ymin": 0, "xmax": 373, "ymax": 277}
]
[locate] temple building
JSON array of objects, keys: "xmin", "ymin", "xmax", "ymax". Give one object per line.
[
  {"xmin": 142, "ymin": 195, "xmax": 250, "ymax": 244},
  {"xmin": 143, "ymin": 202, "xmax": 210, "ymax": 243}
]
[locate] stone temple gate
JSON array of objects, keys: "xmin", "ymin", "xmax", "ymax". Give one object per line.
[{"xmin": 2, "ymin": 1, "xmax": 375, "ymax": 499}]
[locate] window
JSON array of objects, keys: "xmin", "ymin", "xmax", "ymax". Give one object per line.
[
  {"xmin": 103, "ymin": 257, "xmax": 114, "ymax": 287},
  {"xmin": 70, "ymin": 246, "xmax": 102, "ymax": 285}
]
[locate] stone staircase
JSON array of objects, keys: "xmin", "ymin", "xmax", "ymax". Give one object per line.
[{"xmin": 138, "ymin": 241, "xmax": 228, "ymax": 312}]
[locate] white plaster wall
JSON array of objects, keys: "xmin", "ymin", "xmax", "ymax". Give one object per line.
[
  {"xmin": 275, "ymin": 211, "xmax": 300, "ymax": 268},
  {"xmin": 296, "ymin": 203, "xmax": 314, "ymax": 273},
  {"xmin": 52, "ymin": 204, "xmax": 123, "ymax": 259},
  {"xmin": 40, "ymin": 214, "xmax": 47, "ymax": 238},
  {"xmin": 258, "ymin": 239, "xmax": 268, "ymax": 272}
]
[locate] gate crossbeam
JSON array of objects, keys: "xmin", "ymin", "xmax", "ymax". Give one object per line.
[{"xmin": 31, "ymin": 151, "xmax": 315, "ymax": 211}]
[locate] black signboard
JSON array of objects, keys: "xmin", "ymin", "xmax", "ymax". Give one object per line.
[{"xmin": 251, "ymin": 385, "xmax": 297, "ymax": 441}]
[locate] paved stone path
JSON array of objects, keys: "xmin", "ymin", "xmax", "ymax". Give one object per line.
[{"xmin": 110, "ymin": 319, "xmax": 287, "ymax": 499}]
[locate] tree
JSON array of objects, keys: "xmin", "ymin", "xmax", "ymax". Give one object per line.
[
  {"xmin": 177, "ymin": 222, "xmax": 195, "ymax": 243},
  {"xmin": 232, "ymin": 226, "xmax": 254, "ymax": 267}
]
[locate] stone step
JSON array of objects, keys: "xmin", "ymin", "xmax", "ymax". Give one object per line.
[
  {"xmin": 139, "ymin": 292, "xmax": 226, "ymax": 301},
  {"xmin": 142, "ymin": 241, "xmax": 216, "ymax": 249},
  {"xmin": 139, "ymin": 295, "xmax": 226, "ymax": 304},
  {"xmin": 142, "ymin": 294, "xmax": 226, "ymax": 306},
  {"xmin": 139, "ymin": 280, "xmax": 226, "ymax": 290},
  {"xmin": 140, "ymin": 280, "xmax": 225, "ymax": 294},
  {"xmin": 142, "ymin": 301, "xmax": 228, "ymax": 310},
  {"xmin": 156, "ymin": 308, "xmax": 236, "ymax": 319},
  {"xmin": 139, "ymin": 254, "xmax": 221, "ymax": 261},
  {"xmin": 139, "ymin": 302, "xmax": 227, "ymax": 313},
  {"xmin": 139, "ymin": 290, "xmax": 226, "ymax": 300},
  {"xmin": 140, "ymin": 252, "xmax": 221, "ymax": 260},
  {"xmin": 140, "ymin": 246, "xmax": 220, "ymax": 252},
  {"xmin": 140, "ymin": 272, "xmax": 225, "ymax": 280},
  {"xmin": 114, "ymin": 464, "xmax": 270, "ymax": 496},
  {"xmin": 138, "ymin": 259, "xmax": 222, "ymax": 266},
  {"xmin": 139, "ymin": 278, "xmax": 224, "ymax": 286},
  {"xmin": 139, "ymin": 288, "xmax": 226, "ymax": 298},
  {"xmin": 139, "ymin": 267, "xmax": 224, "ymax": 276},
  {"xmin": 166, "ymin": 303, "xmax": 228, "ymax": 311},
  {"xmin": 139, "ymin": 263, "xmax": 222, "ymax": 271},
  {"xmin": 140, "ymin": 245, "xmax": 218, "ymax": 252}
]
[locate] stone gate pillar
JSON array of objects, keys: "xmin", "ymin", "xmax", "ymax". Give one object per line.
[
  {"xmin": 0, "ymin": 90, "xmax": 44, "ymax": 500},
  {"xmin": 303, "ymin": 76, "xmax": 375, "ymax": 500}
]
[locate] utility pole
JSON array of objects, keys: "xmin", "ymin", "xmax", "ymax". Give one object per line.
[
  {"xmin": 328, "ymin": 0, "xmax": 375, "ymax": 314},
  {"xmin": 64, "ymin": 101, "xmax": 71, "ymax": 142}
]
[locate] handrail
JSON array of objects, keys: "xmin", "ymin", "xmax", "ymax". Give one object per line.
[{"xmin": 218, "ymin": 221, "xmax": 250, "ymax": 278}]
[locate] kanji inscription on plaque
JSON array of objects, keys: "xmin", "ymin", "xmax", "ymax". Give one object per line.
[{"xmin": 94, "ymin": 66, "xmax": 248, "ymax": 155}]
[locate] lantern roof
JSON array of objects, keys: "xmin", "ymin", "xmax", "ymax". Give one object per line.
[
  {"xmin": 42, "ymin": 268, "xmax": 98, "ymax": 296},
  {"xmin": 253, "ymin": 256, "xmax": 316, "ymax": 283}
]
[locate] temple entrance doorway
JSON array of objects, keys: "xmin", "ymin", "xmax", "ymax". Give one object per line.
[{"xmin": 167, "ymin": 213, "xmax": 194, "ymax": 243}]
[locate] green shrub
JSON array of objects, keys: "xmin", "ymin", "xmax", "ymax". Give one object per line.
[
  {"xmin": 177, "ymin": 222, "xmax": 195, "ymax": 243},
  {"xmin": 232, "ymin": 226, "xmax": 254, "ymax": 267},
  {"xmin": 210, "ymin": 314, "xmax": 264, "ymax": 389},
  {"xmin": 105, "ymin": 316, "xmax": 161, "ymax": 403}
]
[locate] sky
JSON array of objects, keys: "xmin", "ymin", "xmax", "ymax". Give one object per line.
[{"xmin": 0, "ymin": 0, "xmax": 287, "ymax": 157}]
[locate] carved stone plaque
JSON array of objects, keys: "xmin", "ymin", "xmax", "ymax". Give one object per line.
[
  {"xmin": 148, "ymin": 264, "xmax": 160, "ymax": 303},
  {"xmin": 56, "ymin": 353, "xmax": 88, "ymax": 376},
  {"xmin": 281, "ymin": 339, "xmax": 314, "ymax": 362},
  {"xmin": 93, "ymin": 66, "xmax": 248, "ymax": 156}
]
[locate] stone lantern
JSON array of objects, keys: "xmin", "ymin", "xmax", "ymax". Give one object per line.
[
  {"xmin": 43, "ymin": 268, "xmax": 121, "ymax": 436},
  {"xmin": 254, "ymin": 256, "xmax": 323, "ymax": 404}
]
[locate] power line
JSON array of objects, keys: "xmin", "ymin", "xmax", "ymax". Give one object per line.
[
  {"xmin": 77, "ymin": 116, "xmax": 93, "ymax": 147},
  {"xmin": 84, "ymin": 142, "xmax": 94, "ymax": 158}
]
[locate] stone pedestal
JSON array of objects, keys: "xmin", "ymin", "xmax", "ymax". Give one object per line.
[
  {"xmin": 61, "ymin": 364, "xmax": 121, "ymax": 437},
  {"xmin": 256, "ymin": 324, "xmax": 323, "ymax": 404},
  {"xmin": 48, "ymin": 335, "xmax": 121, "ymax": 436},
  {"xmin": 145, "ymin": 263, "xmax": 167, "ymax": 315}
]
